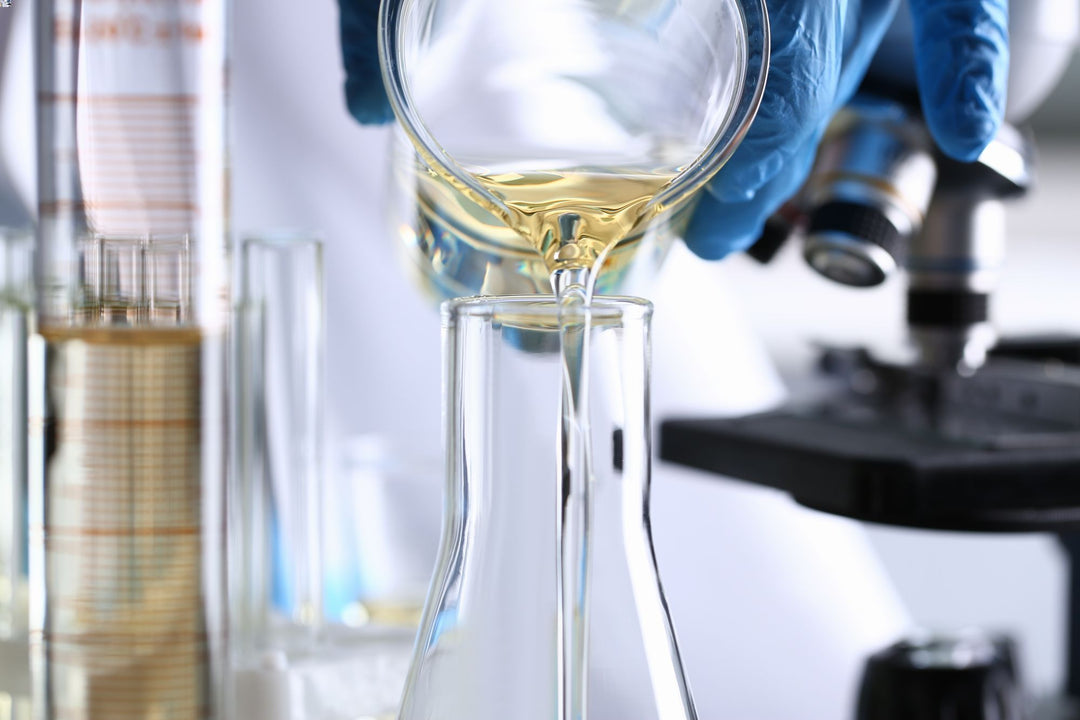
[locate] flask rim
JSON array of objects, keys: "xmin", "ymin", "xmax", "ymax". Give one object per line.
[{"xmin": 442, "ymin": 294, "xmax": 652, "ymax": 325}]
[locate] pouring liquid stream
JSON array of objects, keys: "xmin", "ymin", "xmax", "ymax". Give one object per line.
[
  {"xmin": 472, "ymin": 167, "xmax": 675, "ymax": 720},
  {"xmin": 412, "ymin": 146, "xmax": 676, "ymax": 716},
  {"xmin": 552, "ymin": 262, "xmax": 594, "ymax": 720}
]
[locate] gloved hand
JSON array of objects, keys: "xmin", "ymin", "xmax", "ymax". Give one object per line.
[
  {"xmin": 685, "ymin": 0, "xmax": 1009, "ymax": 259},
  {"xmin": 339, "ymin": 0, "xmax": 393, "ymax": 125},
  {"xmin": 338, "ymin": 0, "xmax": 1009, "ymax": 259}
]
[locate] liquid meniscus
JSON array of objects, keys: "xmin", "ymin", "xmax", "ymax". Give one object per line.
[
  {"xmin": 393, "ymin": 137, "xmax": 693, "ymax": 301},
  {"xmin": 473, "ymin": 168, "xmax": 675, "ymax": 276}
]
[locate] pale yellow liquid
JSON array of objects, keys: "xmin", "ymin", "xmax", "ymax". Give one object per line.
[
  {"xmin": 473, "ymin": 168, "xmax": 676, "ymax": 279},
  {"xmin": 394, "ymin": 123, "xmax": 689, "ymax": 299}
]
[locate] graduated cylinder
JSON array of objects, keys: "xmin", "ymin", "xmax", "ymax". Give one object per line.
[{"xmin": 31, "ymin": 1, "xmax": 228, "ymax": 718}]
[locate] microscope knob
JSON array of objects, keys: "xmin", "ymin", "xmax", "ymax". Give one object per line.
[
  {"xmin": 803, "ymin": 200, "xmax": 902, "ymax": 287},
  {"xmin": 855, "ymin": 633, "xmax": 1024, "ymax": 720},
  {"xmin": 747, "ymin": 212, "xmax": 796, "ymax": 264}
]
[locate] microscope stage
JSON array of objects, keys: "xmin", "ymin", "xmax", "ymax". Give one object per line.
[{"xmin": 661, "ymin": 342, "xmax": 1080, "ymax": 532}]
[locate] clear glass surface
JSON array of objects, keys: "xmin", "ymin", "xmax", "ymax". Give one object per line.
[
  {"xmin": 400, "ymin": 296, "xmax": 695, "ymax": 720},
  {"xmin": 0, "ymin": 229, "xmax": 32, "ymax": 720},
  {"xmin": 0, "ymin": 229, "xmax": 31, "ymax": 641},
  {"xmin": 231, "ymin": 241, "xmax": 417, "ymax": 720},
  {"xmin": 0, "ymin": 10, "xmax": 32, "ymax": 230},
  {"xmin": 30, "ymin": 1, "xmax": 229, "ymax": 717},
  {"xmin": 234, "ymin": 234, "xmax": 325, "ymax": 660},
  {"xmin": 380, "ymin": 0, "xmax": 768, "ymax": 295}
]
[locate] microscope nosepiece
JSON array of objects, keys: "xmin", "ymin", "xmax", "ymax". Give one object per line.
[{"xmin": 801, "ymin": 99, "xmax": 936, "ymax": 288}]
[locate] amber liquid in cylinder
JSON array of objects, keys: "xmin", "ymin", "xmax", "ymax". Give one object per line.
[{"xmin": 35, "ymin": 325, "xmax": 209, "ymax": 719}]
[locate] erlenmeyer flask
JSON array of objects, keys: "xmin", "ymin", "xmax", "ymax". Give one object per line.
[
  {"xmin": 400, "ymin": 296, "xmax": 691, "ymax": 720},
  {"xmin": 379, "ymin": 0, "xmax": 769, "ymax": 293}
]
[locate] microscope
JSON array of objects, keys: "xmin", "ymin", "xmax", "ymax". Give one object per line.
[{"xmin": 661, "ymin": 1, "xmax": 1080, "ymax": 717}]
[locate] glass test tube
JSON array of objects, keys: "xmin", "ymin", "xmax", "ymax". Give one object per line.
[
  {"xmin": 233, "ymin": 234, "xmax": 324, "ymax": 662},
  {"xmin": 0, "ymin": 229, "xmax": 31, "ymax": 641},
  {"xmin": 0, "ymin": 229, "xmax": 33, "ymax": 720},
  {"xmin": 31, "ymin": 0, "xmax": 229, "ymax": 718}
]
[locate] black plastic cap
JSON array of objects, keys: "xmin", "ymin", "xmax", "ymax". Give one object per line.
[{"xmin": 856, "ymin": 635, "xmax": 1024, "ymax": 720}]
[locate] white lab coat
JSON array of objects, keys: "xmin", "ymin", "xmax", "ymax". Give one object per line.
[{"xmin": 1, "ymin": 0, "xmax": 912, "ymax": 717}]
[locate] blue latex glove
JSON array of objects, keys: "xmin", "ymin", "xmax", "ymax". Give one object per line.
[
  {"xmin": 339, "ymin": 0, "xmax": 393, "ymax": 124},
  {"xmin": 687, "ymin": 0, "xmax": 1009, "ymax": 259},
  {"xmin": 338, "ymin": 0, "xmax": 1009, "ymax": 259}
]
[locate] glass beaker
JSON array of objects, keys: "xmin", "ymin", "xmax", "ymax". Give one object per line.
[
  {"xmin": 30, "ymin": 0, "xmax": 229, "ymax": 717},
  {"xmin": 386, "ymin": 126, "xmax": 698, "ymax": 302},
  {"xmin": 401, "ymin": 296, "xmax": 691, "ymax": 720},
  {"xmin": 380, "ymin": 0, "xmax": 769, "ymax": 298},
  {"xmin": 334, "ymin": 435, "xmax": 443, "ymax": 629}
]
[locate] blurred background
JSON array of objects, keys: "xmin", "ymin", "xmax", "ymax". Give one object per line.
[{"xmin": 2, "ymin": 0, "xmax": 1079, "ymax": 717}]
